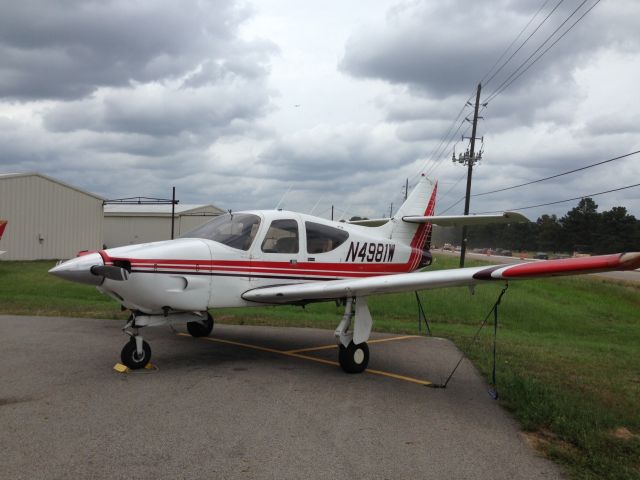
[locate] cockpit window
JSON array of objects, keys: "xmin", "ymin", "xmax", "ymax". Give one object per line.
[
  {"xmin": 181, "ymin": 213, "xmax": 261, "ymax": 251},
  {"xmin": 261, "ymin": 219, "xmax": 299, "ymax": 254},
  {"xmin": 305, "ymin": 221, "xmax": 349, "ymax": 254}
]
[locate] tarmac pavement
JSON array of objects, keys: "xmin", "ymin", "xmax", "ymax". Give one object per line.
[{"xmin": 0, "ymin": 315, "xmax": 563, "ymax": 479}]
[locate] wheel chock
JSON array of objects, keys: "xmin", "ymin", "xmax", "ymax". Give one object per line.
[
  {"xmin": 113, "ymin": 363, "xmax": 129, "ymax": 373},
  {"xmin": 113, "ymin": 363, "xmax": 157, "ymax": 373}
]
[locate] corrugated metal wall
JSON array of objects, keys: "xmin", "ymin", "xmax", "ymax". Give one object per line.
[
  {"xmin": 0, "ymin": 175, "xmax": 103, "ymax": 260},
  {"xmin": 104, "ymin": 216, "xmax": 174, "ymax": 247}
]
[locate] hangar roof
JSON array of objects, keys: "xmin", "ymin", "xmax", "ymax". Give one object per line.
[
  {"xmin": 0, "ymin": 172, "xmax": 104, "ymax": 201},
  {"xmin": 104, "ymin": 204, "xmax": 224, "ymax": 217}
]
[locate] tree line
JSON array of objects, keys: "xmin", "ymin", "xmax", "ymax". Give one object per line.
[{"xmin": 436, "ymin": 197, "xmax": 640, "ymax": 254}]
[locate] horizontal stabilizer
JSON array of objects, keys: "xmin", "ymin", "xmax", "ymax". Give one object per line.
[{"xmin": 402, "ymin": 212, "xmax": 528, "ymax": 226}]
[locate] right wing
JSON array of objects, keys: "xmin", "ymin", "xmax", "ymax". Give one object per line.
[{"xmin": 242, "ymin": 252, "xmax": 640, "ymax": 304}]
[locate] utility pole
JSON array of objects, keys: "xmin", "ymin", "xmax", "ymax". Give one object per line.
[
  {"xmin": 171, "ymin": 186, "xmax": 176, "ymax": 240},
  {"xmin": 455, "ymin": 83, "xmax": 483, "ymax": 267}
]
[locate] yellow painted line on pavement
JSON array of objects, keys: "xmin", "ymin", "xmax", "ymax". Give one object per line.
[
  {"xmin": 285, "ymin": 335, "xmax": 419, "ymax": 354},
  {"xmin": 284, "ymin": 343, "xmax": 338, "ymax": 354},
  {"xmin": 366, "ymin": 368, "xmax": 432, "ymax": 386},
  {"xmin": 179, "ymin": 332, "xmax": 432, "ymax": 386},
  {"xmin": 368, "ymin": 335, "xmax": 419, "ymax": 345}
]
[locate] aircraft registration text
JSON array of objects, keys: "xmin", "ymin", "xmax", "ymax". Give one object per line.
[{"xmin": 345, "ymin": 242, "xmax": 395, "ymax": 263}]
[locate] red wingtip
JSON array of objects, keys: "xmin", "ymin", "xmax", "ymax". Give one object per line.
[
  {"xmin": 502, "ymin": 253, "xmax": 640, "ymax": 278},
  {"xmin": 619, "ymin": 252, "xmax": 640, "ymax": 270}
]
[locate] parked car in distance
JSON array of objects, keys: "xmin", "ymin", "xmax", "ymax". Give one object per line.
[
  {"xmin": 534, "ymin": 252, "xmax": 549, "ymax": 260},
  {"xmin": 502, "ymin": 250, "xmax": 513, "ymax": 257}
]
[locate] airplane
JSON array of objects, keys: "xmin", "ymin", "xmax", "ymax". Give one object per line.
[
  {"xmin": 49, "ymin": 176, "xmax": 640, "ymax": 372},
  {"xmin": 0, "ymin": 220, "xmax": 7, "ymax": 256}
]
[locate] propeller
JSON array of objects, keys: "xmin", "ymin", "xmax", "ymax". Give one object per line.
[{"xmin": 90, "ymin": 265, "xmax": 130, "ymax": 281}]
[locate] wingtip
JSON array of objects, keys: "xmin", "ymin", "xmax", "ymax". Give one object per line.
[{"xmin": 619, "ymin": 252, "xmax": 640, "ymax": 270}]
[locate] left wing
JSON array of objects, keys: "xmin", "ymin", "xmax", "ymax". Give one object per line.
[{"xmin": 242, "ymin": 252, "xmax": 640, "ymax": 304}]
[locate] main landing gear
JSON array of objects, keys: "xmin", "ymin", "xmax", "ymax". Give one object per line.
[
  {"xmin": 335, "ymin": 297, "xmax": 373, "ymax": 374},
  {"xmin": 119, "ymin": 311, "xmax": 214, "ymax": 370}
]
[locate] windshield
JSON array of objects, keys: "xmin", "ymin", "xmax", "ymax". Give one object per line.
[{"xmin": 181, "ymin": 213, "xmax": 261, "ymax": 251}]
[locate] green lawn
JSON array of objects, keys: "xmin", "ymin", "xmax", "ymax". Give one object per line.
[{"xmin": 1, "ymin": 256, "xmax": 639, "ymax": 479}]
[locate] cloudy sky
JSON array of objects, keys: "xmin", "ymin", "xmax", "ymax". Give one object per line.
[{"xmin": 1, "ymin": 0, "xmax": 639, "ymax": 221}]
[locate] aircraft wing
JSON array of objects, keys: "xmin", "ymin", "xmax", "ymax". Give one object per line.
[
  {"xmin": 242, "ymin": 252, "xmax": 640, "ymax": 304},
  {"xmin": 402, "ymin": 212, "xmax": 528, "ymax": 226}
]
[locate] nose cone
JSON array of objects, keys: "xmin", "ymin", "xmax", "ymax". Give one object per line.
[{"xmin": 49, "ymin": 252, "xmax": 104, "ymax": 286}]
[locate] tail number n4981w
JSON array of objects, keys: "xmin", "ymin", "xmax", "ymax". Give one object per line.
[{"xmin": 345, "ymin": 242, "xmax": 395, "ymax": 263}]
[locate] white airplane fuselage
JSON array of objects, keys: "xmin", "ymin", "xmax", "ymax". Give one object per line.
[{"xmin": 88, "ymin": 209, "xmax": 430, "ymax": 314}]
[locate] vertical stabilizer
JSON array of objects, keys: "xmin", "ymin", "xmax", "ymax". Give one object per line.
[{"xmin": 375, "ymin": 176, "xmax": 437, "ymax": 249}]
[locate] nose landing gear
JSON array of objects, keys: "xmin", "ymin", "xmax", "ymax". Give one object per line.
[
  {"xmin": 119, "ymin": 311, "xmax": 213, "ymax": 370},
  {"xmin": 120, "ymin": 315, "xmax": 151, "ymax": 370}
]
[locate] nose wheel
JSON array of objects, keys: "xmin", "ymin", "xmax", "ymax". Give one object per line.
[{"xmin": 120, "ymin": 337, "xmax": 151, "ymax": 370}]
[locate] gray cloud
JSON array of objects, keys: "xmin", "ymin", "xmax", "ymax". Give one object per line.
[
  {"xmin": 340, "ymin": 0, "xmax": 639, "ymax": 102},
  {"xmin": 257, "ymin": 124, "xmax": 425, "ymax": 182},
  {"xmin": 0, "ymin": 0, "xmax": 272, "ymax": 100},
  {"xmin": 43, "ymin": 79, "xmax": 272, "ymax": 138}
]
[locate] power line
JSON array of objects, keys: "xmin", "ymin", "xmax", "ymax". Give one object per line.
[
  {"xmin": 437, "ymin": 172, "xmax": 468, "ymax": 202},
  {"xmin": 485, "ymin": 0, "xmax": 599, "ymax": 104},
  {"xmin": 417, "ymin": 2, "xmax": 556, "ymax": 183},
  {"xmin": 438, "ymin": 195, "xmax": 466, "ymax": 215},
  {"xmin": 415, "ymin": 93, "xmax": 475, "ymax": 180},
  {"xmin": 482, "ymin": 0, "xmax": 563, "ymax": 89},
  {"xmin": 473, "ymin": 150, "xmax": 640, "ymax": 197},
  {"xmin": 474, "ymin": 183, "xmax": 640, "ymax": 214},
  {"xmin": 425, "ymin": 117, "xmax": 470, "ymax": 177}
]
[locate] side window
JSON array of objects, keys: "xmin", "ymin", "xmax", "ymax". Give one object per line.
[
  {"xmin": 305, "ymin": 221, "xmax": 349, "ymax": 254},
  {"xmin": 261, "ymin": 219, "xmax": 299, "ymax": 254}
]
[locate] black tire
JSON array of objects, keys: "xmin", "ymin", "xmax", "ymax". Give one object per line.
[
  {"xmin": 187, "ymin": 313, "xmax": 214, "ymax": 338},
  {"xmin": 338, "ymin": 341, "xmax": 369, "ymax": 374},
  {"xmin": 120, "ymin": 338, "xmax": 151, "ymax": 370}
]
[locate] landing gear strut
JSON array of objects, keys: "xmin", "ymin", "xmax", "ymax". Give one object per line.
[
  {"xmin": 120, "ymin": 315, "xmax": 151, "ymax": 370},
  {"xmin": 335, "ymin": 297, "xmax": 372, "ymax": 374}
]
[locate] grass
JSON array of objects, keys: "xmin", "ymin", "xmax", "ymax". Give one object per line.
[{"xmin": 1, "ymin": 256, "xmax": 639, "ymax": 479}]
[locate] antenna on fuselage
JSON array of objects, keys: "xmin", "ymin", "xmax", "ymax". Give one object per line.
[{"xmin": 275, "ymin": 185, "xmax": 293, "ymax": 210}]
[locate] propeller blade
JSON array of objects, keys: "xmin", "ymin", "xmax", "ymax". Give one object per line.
[{"xmin": 90, "ymin": 265, "xmax": 130, "ymax": 281}]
